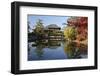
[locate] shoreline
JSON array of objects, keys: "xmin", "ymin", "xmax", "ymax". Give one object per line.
[{"xmin": 73, "ymin": 39, "xmax": 88, "ymax": 45}]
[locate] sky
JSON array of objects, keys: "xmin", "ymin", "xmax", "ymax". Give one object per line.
[{"xmin": 28, "ymin": 15, "xmax": 70, "ymax": 31}]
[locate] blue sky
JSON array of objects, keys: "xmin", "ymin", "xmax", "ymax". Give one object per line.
[{"xmin": 28, "ymin": 15, "xmax": 70, "ymax": 31}]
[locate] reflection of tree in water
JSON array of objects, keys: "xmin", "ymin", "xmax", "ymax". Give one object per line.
[
  {"xmin": 30, "ymin": 39, "xmax": 87, "ymax": 60},
  {"xmin": 34, "ymin": 45, "xmax": 44, "ymax": 58},
  {"xmin": 28, "ymin": 44, "xmax": 30, "ymax": 51},
  {"xmin": 64, "ymin": 41, "xmax": 83, "ymax": 59},
  {"xmin": 31, "ymin": 40, "xmax": 61, "ymax": 58},
  {"xmin": 32, "ymin": 40, "xmax": 45, "ymax": 58}
]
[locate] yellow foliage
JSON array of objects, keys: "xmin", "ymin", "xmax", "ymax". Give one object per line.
[{"xmin": 64, "ymin": 26, "xmax": 77, "ymax": 40}]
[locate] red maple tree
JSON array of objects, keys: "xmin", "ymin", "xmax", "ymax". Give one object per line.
[{"xmin": 67, "ymin": 17, "xmax": 88, "ymax": 41}]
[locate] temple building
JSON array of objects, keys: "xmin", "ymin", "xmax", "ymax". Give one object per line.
[{"xmin": 44, "ymin": 24, "xmax": 64, "ymax": 40}]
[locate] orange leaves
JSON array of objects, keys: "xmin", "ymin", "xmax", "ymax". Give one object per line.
[{"xmin": 67, "ymin": 17, "xmax": 88, "ymax": 41}]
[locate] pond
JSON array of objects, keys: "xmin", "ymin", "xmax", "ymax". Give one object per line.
[{"xmin": 28, "ymin": 40, "xmax": 88, "ymax": 61}]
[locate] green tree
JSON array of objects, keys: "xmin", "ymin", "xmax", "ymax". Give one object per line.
[
  {"xmin": 64, "ymin": 26, "xmax": 77, "ymax": 41},
  {"xmin": 34, "ymin": 19, "xmax": 44, "ymax": 35},
  {"xmin": 28, "ymin": 21, "xmax": 31, "ymax": 33}
]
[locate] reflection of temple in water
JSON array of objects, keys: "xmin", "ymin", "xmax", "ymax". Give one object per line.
[
  {"xmin": 32, "ymin": 40, "xmax": 61, "ymax": 49},
  {"xmin": 28, "ymin": 40, "xmax": 88, "ymax": 60}
]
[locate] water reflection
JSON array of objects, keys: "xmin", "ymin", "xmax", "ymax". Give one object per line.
[
  {"xmin": 28, "ymin": 40, "xmax": 87, "ymax": 61},
  {"xmin": 64, "ymin": 42, "xmax": 87, "ymax": 59}
]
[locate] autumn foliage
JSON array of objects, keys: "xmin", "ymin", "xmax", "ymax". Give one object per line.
[{"xmin": 67, "ymin": 17, "xmax": 88, "ymax": 41}]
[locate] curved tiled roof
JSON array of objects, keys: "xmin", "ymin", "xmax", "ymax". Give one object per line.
[{"xmin": 45, "ymin": 24, "xmax": 60, "ymax": 29}]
